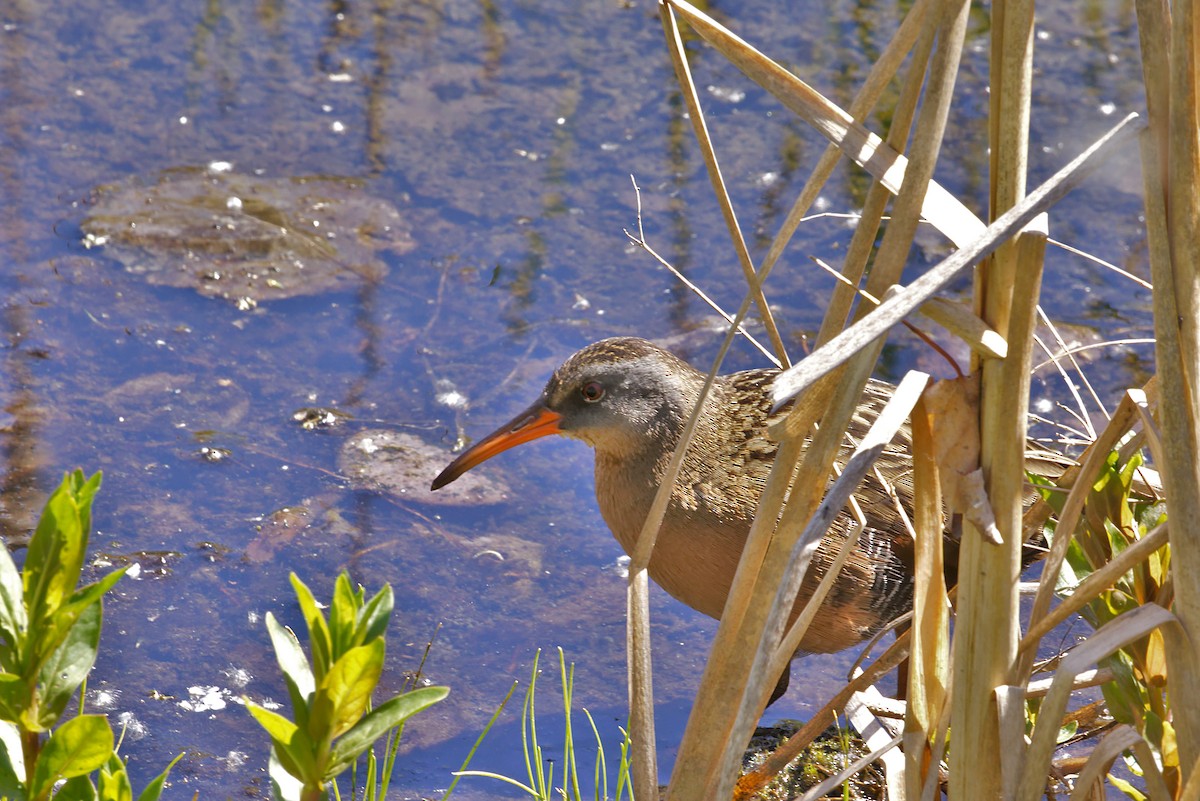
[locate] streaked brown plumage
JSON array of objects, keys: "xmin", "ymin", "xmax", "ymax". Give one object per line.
[{"xmin": 432, "ymin": 337, "xmax": 1052, "ymax": 701}]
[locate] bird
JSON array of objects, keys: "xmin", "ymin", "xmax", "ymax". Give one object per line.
[{"xmin": 431, "ymin": 336, "xmax": 1054, "ymax": 702}]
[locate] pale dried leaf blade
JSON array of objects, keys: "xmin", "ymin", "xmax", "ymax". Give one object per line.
[
  {"xmin": 745, "ymin": 372, "xmax": 931, "ymax": 759},
  {"xmin": 906, "ymin": 391, "xmax": 949, "ymax": 792},
  {"xmin": 1066, "ymin": 725, "xmax": 1144, "ymax": 801},
  {"xmin": 918, "ymin": 296, "xmax": 1009, "ymax": 359},
  {"xmin": 662, "ymin": 0, "xmax": 987, "ymax": 249},
  {"xmin": 1017, "ymin": 604, "xmax": 1179, "ymax": 801},
  {"xmin": 846, "ymin": 685, "xmax": 906, "ymax": 800},
  {"xmin": 658, "ymin": 1, "xmax": 787, "ymax": 363},
  {"xmin": 771, "ymin": 112, "xmax": 1143, "ymax": 410}
]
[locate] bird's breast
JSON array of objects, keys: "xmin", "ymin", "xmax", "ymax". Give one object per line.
[{"xmin": 593, "ymin": 449, "xmax": 753, "ymax": 621}]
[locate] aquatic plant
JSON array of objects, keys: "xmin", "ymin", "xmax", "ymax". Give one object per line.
[
  {"xmin": 452, "ymin": 647, "xmax": 634, "ymax": 801},
  {"xmin": 245, "ymin": 572, "xmax": 448, "ymax": 801},
  {"xmin": 0, "ymin": 470, "xmax": 179, "ymax": 801}
]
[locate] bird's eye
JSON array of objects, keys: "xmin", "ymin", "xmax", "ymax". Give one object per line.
[{"xmin": 580, "ymin": 381, "xmax": 605, "ymax": 403}]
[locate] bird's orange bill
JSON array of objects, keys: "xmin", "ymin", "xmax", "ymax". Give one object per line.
[{"xmin": 430, "ymin": 403, "xmax": 563, "ymax": 490}]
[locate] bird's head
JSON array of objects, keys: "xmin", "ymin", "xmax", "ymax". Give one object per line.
[{"xmin": 431, "ymin": 338, "xmax": 699, "ymax": 490}]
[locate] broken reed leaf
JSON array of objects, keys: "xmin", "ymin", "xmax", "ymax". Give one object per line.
[
  {"xmin": 770, "ymin": 112, "xmax": 1143, "ymax": 411},
  {"xmin": 917, "ymin": 297, "xmax": 1009, "ymax": 360},
  {"xmin": 737, "ymin": 371, "xmax": 931, "ymax": 759},
  {"xmin": 1065, "ymin": 725, "xmax": 1145, "ymax": 801}
]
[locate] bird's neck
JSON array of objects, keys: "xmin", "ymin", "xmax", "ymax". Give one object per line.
[{"xmin": 592, "ymin": 384, "xmax": 721, "ymax": 555}]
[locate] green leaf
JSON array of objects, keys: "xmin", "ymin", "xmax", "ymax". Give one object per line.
[
  {"xmin": 97, "ymin": 751, "xmax": 133, "ymax": 801},
  {"xmin": 326, "ymin": 686, "xmax": 448, "ymax": 775},
  {"xmin": 247, "ymin": 701, "xmax": 321, "ymax": 786},
  {"xmin": 289, "ymin": 574, "xmax": 332, "ymax": 680},
  {"xmin": 28, "ymin": 714, "xmax": 113, "ymax": 801},
  {"xmin": 266, "ymin": 614, "xmax": 314, "ymax": 700},
  {"xmin": 37, "ymin": 599, "xmax": 103, "ymax": 729},
  {"xmin": 24, "ymin": 472, "xmax": 100, "ymax": 635},
  {"xmin": 0, "ymin": 546, "xmax": 26, "ymax": 660},
  {"xmin": 0, "ymin": 720, "xmax": 25, "ymax": 799},
  {"xmin": 281, "ymin": 674, "xmax": 312, "ymax": 732},
  {"xmin": 0, "ymin": 673, "xmax": 28, "ymax": 723},
  {"xmin": 24, "ymin": 567, "xmax": 126, "ymax": 698},
  {"xmin": 135, "ymin": 752, "xmax": 184, "ymax": 801},
  {"xmin": 1106, "ymin": 774, "xmax": 1147, "ymax": 801},
  {"xmin": 357, "ymin": 585, "xmax": 394, "ymax": 646},
  {"xmin": 246, "ymin": 699, "xmax": 301, "ymax": 744},
  {"xmin": 268, "ymin": 746, "xmax": 308, "ymax": 801},
  {"xmin": 55, "ymin": 774, "xmax": 99, "ymax": 801},
  {"xmin": 321, "ymin": 641, "xmax": 385, "ymax": 739},
  {"xmin": 328, "ymin": 574, "xmax": 359, "ymax": 658}
]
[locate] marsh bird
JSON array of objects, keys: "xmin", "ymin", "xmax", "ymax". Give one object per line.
[{"xmin": 431, "ymin": 337, "xmax": 1049, "ymax": 702}]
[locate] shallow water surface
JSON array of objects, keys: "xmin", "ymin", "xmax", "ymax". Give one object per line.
[{"xmin": 0, "ymin": 0, "xmax": 1152, "ymax": 796}]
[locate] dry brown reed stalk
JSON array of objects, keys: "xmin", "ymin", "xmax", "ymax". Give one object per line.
[
  {"xmin": 1135, "ymin": 0, "xmax": 1200, "ymax": 781},
  {"xmin": 946, "ymin": 0, "xmax": 1041, "ymax": 784}
]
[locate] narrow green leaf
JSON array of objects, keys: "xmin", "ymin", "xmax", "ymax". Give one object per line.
[
  {"xmin": 29, "ymin": 714, "xmax": 113, "ymax": 800},
  {"xmin": 25, "ymin": 472, "xmax": 100, "ymax": 633},
  {"xmin": 23, "ymin": 480, "xmax": 73, "ymax": 634},
  {"xmin": 357, "ymin": 586, "xmax": 394, "ymax": 646},
  {"xmin": 305, "ymin": 688, "xmax": 334, "ymax": 747},
  {"xmin": 289, "ymin": 574, "xmax": 332, "ymax": 679},
  {"xmin": 135, "ymin": 752, "xmax": 184, "ymax": 801},
  {"xmin": 73, "ymin": 471, "xmax": 102, "ymax": 543},
  {"xmin": 282, "ymin": 674, "xmax": 311, "ymax": 731},
  {"xmin": 266, "ymin": 614, "xmax": 314, "ymax": 700},
  {"xmin": 248, "ymin": 702, "xmax": 320, "ymax": 786},
  {"xmin": 27, "ymin": 567, "xmax": 126, "ymax": 694},
  {"xmin": 1107, "ymin": 775, "xmax": 1147, "ymax": 801},
  {"xmin": 326, "ymin": 686, "xmax": 448, "ymax": 774},
  {"xmin": 37, "ymin": 600, "xmax": 103, "ymax": 728},
  {"xmin": 328, "ymin": 573, "xmax": 359, "ymax": 658},
  {"xmin": 321, "ymin": 640, "xmax": 385, "ymax": 739}
]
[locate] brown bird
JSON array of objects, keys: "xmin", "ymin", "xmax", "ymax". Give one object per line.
[{"xmin": 431, "ymin": 337, "xmax": 1047, "ymax": 701}]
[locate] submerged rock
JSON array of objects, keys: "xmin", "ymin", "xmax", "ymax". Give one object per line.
[
  {"xmin": 340, "ymin": 429, "xmax": 510, "ymax": 506},
  {"xmin": 81, "ymin": 166, "xmax": 415, "ymax": 305}
]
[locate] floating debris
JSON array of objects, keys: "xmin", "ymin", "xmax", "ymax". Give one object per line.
[
  {"xmin": 81, "ymin": 166, "xmax": 416, "ymax": 304},
  {"xmin": 293, "ymin": 406, "xmax": 353, "ymax": 430},
  {"xmin": 340, "ymin": 429, "xmax": 509, "ymax": 506}
]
